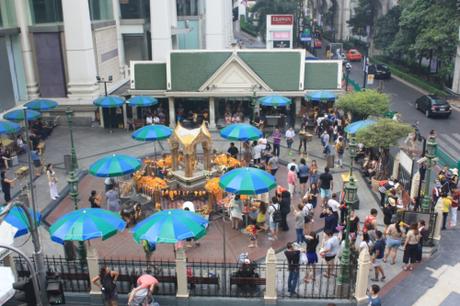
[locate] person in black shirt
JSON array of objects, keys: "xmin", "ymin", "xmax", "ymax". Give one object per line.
[
  {"xmin": 89, "ymin": 190, "xmax": 101, "ymax": 208},
  {"xmin": 279, "ymin": 190, "xmax": 291, "ymax": 231},
  {"xmin": 319, "ymin": 167, "xmax": 334, "ymax": 206},
  {"xmin": 320, "ymin": 206, "xmax": 338, "ymax": 233},
  {"xmin": 227, "ymin": 142, "xmax": 239, "ymax": 159},
  {"xmin": 1, "ymin": 171, "xmax": 16, "ymax": 203},
  {"xmin": 304, "ymin": 232, "xmax": 319, "ymax": 282},
  {"xmin": 284, "ymin": 242, "xmax": 300, "ymax": 296}
]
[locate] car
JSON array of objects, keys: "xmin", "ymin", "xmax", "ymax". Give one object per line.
[
  {"xmin": 346, "ymin": 49, "xmax": 362, "ymax": 62},
  {"xmin": 368, "ymin": 64, "xmax": 391, "ymax": 79},
  {"xmin": 415, "ymin": 95, "xmax": 452, "ymax": 118}
]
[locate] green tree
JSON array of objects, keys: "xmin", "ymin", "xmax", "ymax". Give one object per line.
[
  {"xmin": 356, "ymin": 119, "xmax": 413, "ymax": 179},
  {"xmin": 347, "ymin": 0, "xmax": 381, "ymax": 37},
  {"xmin": 374, "ymin": 6, "xmax": 401, "ymax": 51},
  {"xmin": 250, "ymin": 0, "xmax": 298, "ymax": 40},
  {"xmin": 335, "ymin": 90, "xmax": 390, "ymax": 121}
]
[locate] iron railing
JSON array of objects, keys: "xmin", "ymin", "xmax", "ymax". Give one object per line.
[{"xmin": 13, "ymin": 255, "xmax": 357, "ymax": 299}]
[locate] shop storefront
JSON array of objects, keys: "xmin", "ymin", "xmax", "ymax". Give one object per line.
[{"xmin": 129, "ymin": 50, "xmax": 343, "ymax": 129}]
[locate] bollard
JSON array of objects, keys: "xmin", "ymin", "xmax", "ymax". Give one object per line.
[
  {"xmin": 264, "ymin": 247, "xmax": 277, "ymax": 303},
  {"xmin": 354, "ymin": 248, "xmax": 371, "ymax": 303}
]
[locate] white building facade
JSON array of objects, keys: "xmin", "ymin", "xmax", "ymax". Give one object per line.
[{"xmin": 0, "ymin": 0, "xmax": 234, "ymax": 115}]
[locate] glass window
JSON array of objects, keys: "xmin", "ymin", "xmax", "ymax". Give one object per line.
[
  {"xmin": 120, "ymin": 0, "xmax": 149, "ymax": 19},
  {"xmin": 177, "ymin": 0, "xmax": 199, "ymax": 16},
  {"xmin": 0, "ymin": 0, "xmax": 17, "ymax": 28},
  {"xmin": 88, "ymin": 0, "xmax": 113, "ymax": 21},
  {"xmin": 29, "ymin": 0, "xmax": 63, "ymax": 24}
]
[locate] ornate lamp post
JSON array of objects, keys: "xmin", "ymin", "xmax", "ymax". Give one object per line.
[
  {"xmin": 66, "ymin": 108, "xmax": 86, "ymax": 259},
  {"xmin": 421, "ymin": 135, "xmax": 437, "ymax": 212},
  {"xmin": 337, "ymin": 137, "xmax": 358, "ymax": 291}
]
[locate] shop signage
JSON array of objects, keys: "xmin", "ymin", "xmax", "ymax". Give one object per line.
[
  {"xmin": 272, "ymin": 31, "xmax": 291, "ymax": 40},
  {"xmin": 273, "ymin": 40, "xmax": 290, "ymax": 48},
  {"xmin": 271, "ymin": 15, "xmax": 293, "ymax": 25}
]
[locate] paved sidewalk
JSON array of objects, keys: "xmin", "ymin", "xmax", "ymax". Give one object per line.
[{"xmin": 8, "ymin": 126, "xmax": 400, "ymax": 289}]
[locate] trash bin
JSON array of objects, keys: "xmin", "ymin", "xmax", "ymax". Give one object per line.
[
  {"xmin": 64, "ymin": 154, "xmax": 71, "ymax": 173},
  {"xmin": 327, "ymin": 154, "xmax": 335, "ymax": 168}
]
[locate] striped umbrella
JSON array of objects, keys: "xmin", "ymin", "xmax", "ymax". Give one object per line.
[
  {"xmin": 132, "ymin": 124, "xmax": 173, "ymax": 158},
  {"xmin": 219, "ymin": 167, "xmax": 276, "ymax": 195},
  {"xmin": 3, "ymin": 109, "xmax": 41, "ymax": 122},
  {"xmin": 89, "ymin": 154, "xmax": 141, "ymax": 177},
  {"xmin": 93, "ymin": 96, "xmax": 125, "ymax": 108},
  {"xmin": 257, "ymin": 95, "xmax": 291, "ymax": 107},
  {"xmin": 305, "ymin": 91, "xmax": 336, "ymax": 102},
  {"xmin": 0, "ymin": 121, "xmax": 21, "ymax": 135},
  {"xmin": 127, "ymin": 96, "xmax": 158, "ymax": 107},
  {"xmin": 0, "ymin": 206, "xmax": 41, "ymax": 238},
  {"xmin": 344, "ymin": 119, "xmax": 376, "ymax": 134},
  {"xmin": 24, "ymin": 99, "xmax": 58, "ymax": 111},
  {"xmin": 132, "ymin": 209, "xmax": 208, "ymax": 244},
  {"xmin": 132, "ymin": 124, "xmax": 172, "ymax": 141},
  {"xmin": 220, "ymin": 123, "xmax": 262, "ymax": 141},
  {"xmin": 49, "ymin": 208, "xmax": 126, "ymax": 244}
]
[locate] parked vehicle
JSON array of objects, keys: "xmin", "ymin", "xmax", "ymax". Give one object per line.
[
  {"xmin": 346, "ymin": 49, "xmax": 362, "ymax": 62},
  {"xmin": 368, "ymin": 64, "xmax": 391, "ymax": 79},
  {"xmin": 415, "ymin": 95, "xmax": 452, "ymax": 118}
]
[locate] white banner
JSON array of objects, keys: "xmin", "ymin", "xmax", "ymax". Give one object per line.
[{"xmin": 399, "ymin": 149, "xmax": 414, "ymax": 174}]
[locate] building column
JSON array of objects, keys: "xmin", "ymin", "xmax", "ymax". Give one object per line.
[
  {"xmin": 205, "ymin": 0, "xmax": 226, "ymax": 49},
  {"xmin": 62, "ymin": 0, "xmax": 99, "ymax": 98},
  {"xmin": 14, "ymin": 0, "xmax": 39, "ymax": 98},
  {"xmin": 452, "ymin": 45, "xmax": 460, "ymax": 94},
  {"xmin": 168, "ymin": 97, "xmax": 176, "ymax": 127},
  {"xmin": 112, "ymin": 0, "xmax": 126, "ymax": 77},
  {"xmin": 208, "ymin": 97, "xmax": 216, "ymax": 130},
  {"xmin": 150, "ymin": 0, "xmax": 172, "ymax": 61},
  {"xmin": 122, "ymin": 104, "xmax": 128, "ymax": 129}
]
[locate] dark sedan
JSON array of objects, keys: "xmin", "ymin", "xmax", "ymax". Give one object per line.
[
  {"xmin": 415, "ymin": 95, "xmax": 452, "ymax": 118},
  {"xmin": 368, "ymin": 64, "xmax": 391, "ymax": 79}
]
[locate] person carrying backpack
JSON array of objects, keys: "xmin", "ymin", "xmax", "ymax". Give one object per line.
[
  {"xmin": 268, "ymin": 197, "xmax": 281, "ymax": 240},
  {"xmin": 92, "ymin": 266, "xmax": 119, "ymax": 306}
]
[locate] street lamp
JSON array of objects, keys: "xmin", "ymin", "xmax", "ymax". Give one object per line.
[
  {"xmin": 421, "ymin": 135, "xmax": 437, "ymax": 212},
  {"xmin": 96, "ymin": 75, "xmax": 113, "ymax": 96},
  {"xmin": 65, "ymin": 108, "xmax": 86, "ymax": 259},
  {"xmin": 337, "ymin": 137, "xmax": 358, "ymax": 290}
]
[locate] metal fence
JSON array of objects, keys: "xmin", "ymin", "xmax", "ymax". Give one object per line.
[
  {"xmin": 13, "ymin": 256, "xmax": 356, "ymax": 300},
  {"xmin": 277, "ymin": 254, "xmax": 357, "ymax": 299},
  {"xmin": 98, "ymin": 258, "xmax": 177, "ymax": 295},
  {"xmin": 14, "ymin": 256, "xmax": 90, "ymax": 292}
]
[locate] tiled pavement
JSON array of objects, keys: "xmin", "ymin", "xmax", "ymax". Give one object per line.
[{"xmin": 6, "ymin": 125, "xmax": 419, "ymax": 292}]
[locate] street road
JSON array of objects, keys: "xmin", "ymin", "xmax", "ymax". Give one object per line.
[{"xmin": 347, "ymin": 62, "xmax": 460, "ymax": 162}]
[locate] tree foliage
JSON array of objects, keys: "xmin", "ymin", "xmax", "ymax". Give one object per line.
[
  {"xmin": 356, "ymin": 119, "xmax": 413, "ymax": 149},
  {"xmin": 250, "ymin": 0, "xmax": 298, "ymax": 40},
  {"xmin": 374, "ymin": 0, "xmax": 458, "ymax": 79},
  {"xmin": 335, "ymin": 90, "xmax": 390, "ymax": 121},
  {"xmin": 347, "ymin": 0, "xmax": 381, "ymax": 36},
  {"xmin": 373, "ymin": 6, "xmax": 401, "ymax": 50}
]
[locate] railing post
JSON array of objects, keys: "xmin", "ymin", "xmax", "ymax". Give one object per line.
[
  {"xmin": 354, "ymin": 248, "xmax": 371, "ymax": 303},
  {"xmin": 175, "ymin": 248, "xmax": 189, "ymax": 299},
  {"xmin": 87, "ymin": 243, "xmax": 102, "ymax": 305},
  {"xmin": 264, "ymin": 247, "xmax": 277, "ymax": 303}
]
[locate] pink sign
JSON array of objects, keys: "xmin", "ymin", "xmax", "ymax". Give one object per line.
[{"xmin": 272, "ymin": 32, "xmax": 291, "ymax": 40}]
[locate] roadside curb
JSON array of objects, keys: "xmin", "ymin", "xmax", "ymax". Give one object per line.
[{"xmin": 391, "ymin": 74, "xmax": 429, "ymax": 95}]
